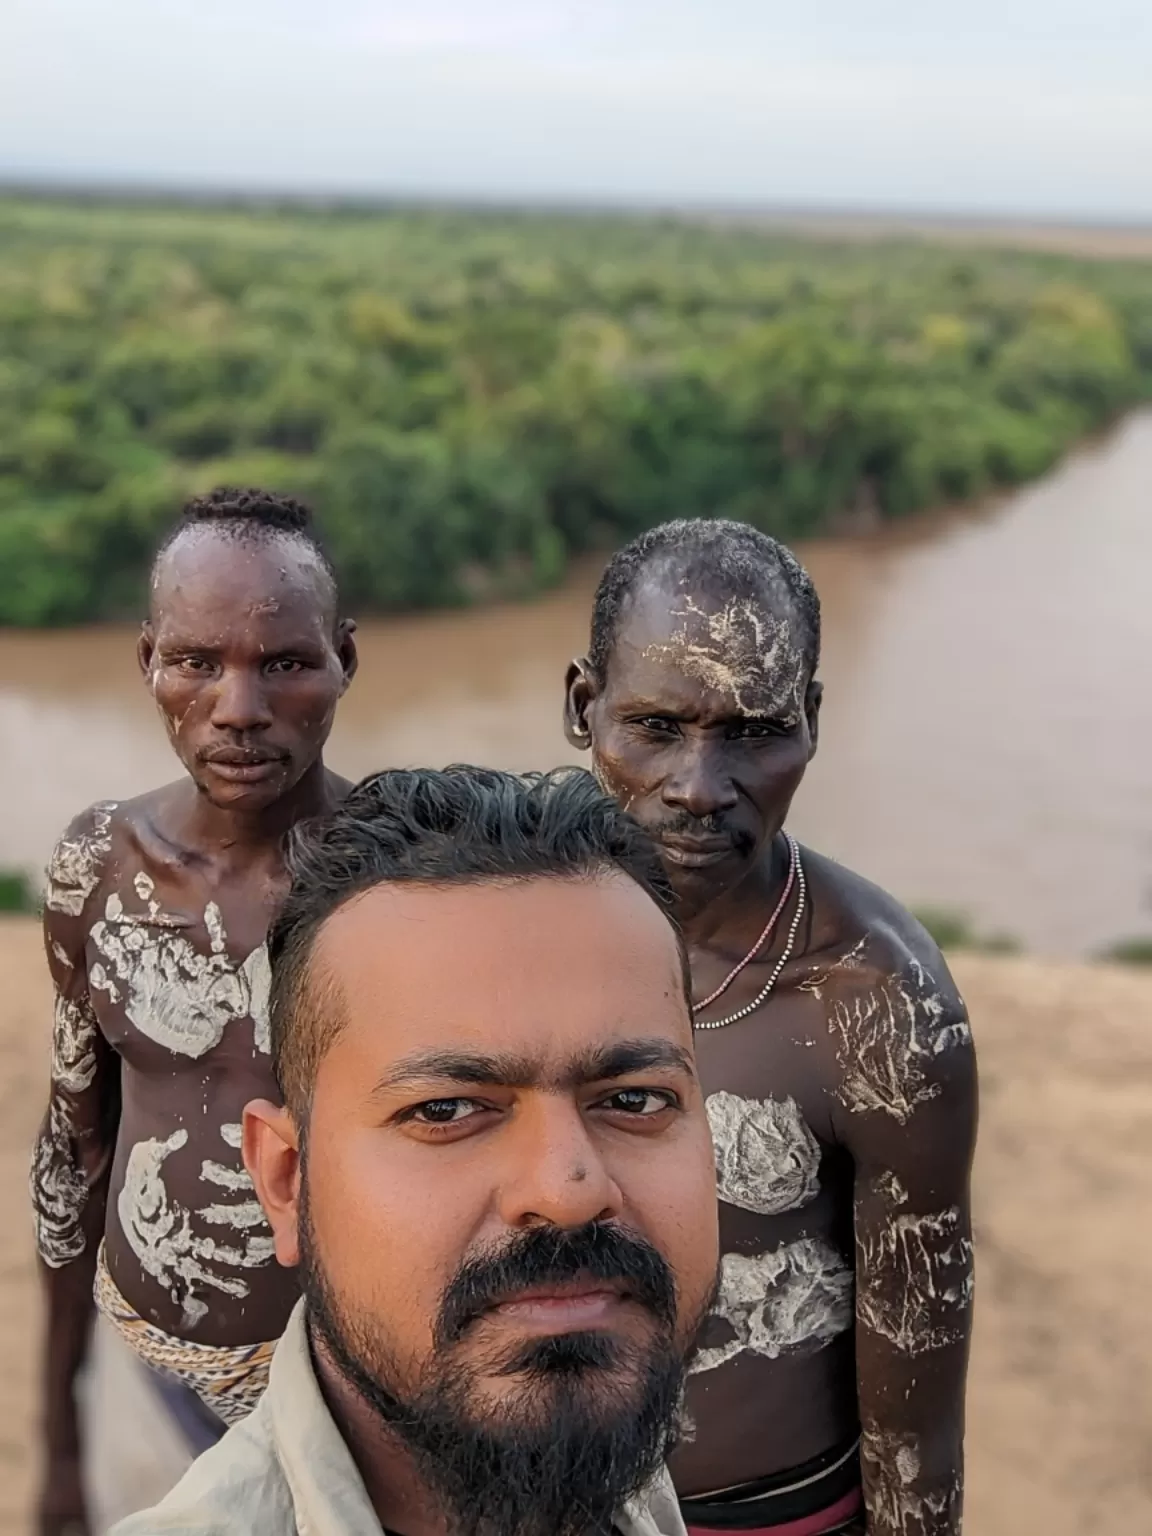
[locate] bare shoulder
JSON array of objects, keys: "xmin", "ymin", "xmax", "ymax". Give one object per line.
[
  {"xmin": 45, "ymin": 786, "xmax": 188, "ymax": 922},
  {"xmin": 797, "ymin": 847, "xmax": 974, "ymax": 1133}
]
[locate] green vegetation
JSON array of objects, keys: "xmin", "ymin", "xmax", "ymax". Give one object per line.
[
  {"xmin": 1098, "ymin": 936, "xmax": 1152, "ymax": 967},
  {"xmin": 2, "ymin": 195, "xmax": 1151, "ymax": 626},
  {"xmin": 911, "ymin": 907, "xmax": 1022, "ymax": 955},
  {"xmin": 0, "ymin": 868, "xmax": 36, "ymax": 913}
]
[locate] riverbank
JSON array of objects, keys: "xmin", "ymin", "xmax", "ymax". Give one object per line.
[{"xmin": 1, "ymin": 917, "xmax": 1148, "ymax": 1535}]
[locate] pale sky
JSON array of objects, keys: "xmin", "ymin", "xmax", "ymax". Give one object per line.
[{"xmin": 2, "ymin": 0, "xmax": 1150, "ymax": 219}]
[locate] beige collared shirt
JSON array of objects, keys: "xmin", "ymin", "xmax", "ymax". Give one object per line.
[{"xmin": 112, "ymin": 1301, "xmax": 688, "ymax": 1536}]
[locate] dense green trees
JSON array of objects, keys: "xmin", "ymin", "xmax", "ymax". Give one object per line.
[{"xmin": 1, "ymin": 197, "xmax": 1149, "ymax": 626}]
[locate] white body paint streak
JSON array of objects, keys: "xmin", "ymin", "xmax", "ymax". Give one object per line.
[
  {"xmin": 90, "ymin": 895, "xmax": 268, "ymax": 1060},
  {"xmin": 119, "ymin": 1129, "xmax": 273, "ymax": 1328},
  {"xmin": 862, "ymin": 1423, "xmax": 960, "ymax": 1536},
  {"xmin": 51, "ymin": 995, "xmax": 99, "ymax": 1095},
  {"xmin": 219, "ymin": 1123, "xmax": 243, "ymax": 1149},
  {"xmin": 51, "ymin": 942, "xmax": 73, "ymax": 971},
  {"xmin": 706, "ymin": 1091, "xmax": 821, "ymax": 1215},
  {"xmin": 830, "ymin": 964, "xmax": 971, "ymax": 1125},
  {"xmin": 31, "ymin": 1099, "xmax": 90, "ymax": 1267},
  {"xmin": 690, "ymin": 1237, "xmax": 854, "ymax": 1375},
  {"xmin": 876, "ymin": 1171, "xmax": 910, "ymax": 1207},
  {"xmin": 644, "ymin": 596, "xmax": 806, "ymax": 721},
  {"xmin": 858, "ymin": 1207, "xmax": 974, "ymax": 1356},
  {"xmin": 242, "ymin": 946, "xmax": 272, "ymax": 1055},
  {"xmin": 799, "ymin": 937, "xmax": 868, "ymax": 999},
  {"xmin": 45, "ymin": 802, "xmax": 117, "ymax": 916}
]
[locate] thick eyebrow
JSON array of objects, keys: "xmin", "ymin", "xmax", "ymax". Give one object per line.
[{"xmin": 373, "ymin": 1037, "xmax": 695, "ymax": 1096}]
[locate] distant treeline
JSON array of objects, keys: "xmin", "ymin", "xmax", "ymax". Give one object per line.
[{"xmin": 2, "ymin": 196, "xmax": 1151, "ymax": 626}]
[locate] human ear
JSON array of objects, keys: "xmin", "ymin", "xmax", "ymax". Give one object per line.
[
  {"xmin": 564, "ymin": 658, "xmax": 598, "ymax": 751},
  {"xmin": 243, "ymin": 1100, "xmax": 302, "ymax": 1268},
  {"xmin": 137, "ymin": 622, "xmax": 156, "ymax": 680},
  {"xmin": 337, "ymin": 619, "xmax": 359, "ymax": 693},
  {"xmin": 805, "ymin": 681, "xmax": 823, "ymax": 761}
]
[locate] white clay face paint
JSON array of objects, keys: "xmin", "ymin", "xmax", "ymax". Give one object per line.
[
  {"xmin": 119, "ymin": 1128, "xmax": 274, "ymax": 1329},
  {"xmin": 690, "ymin": 1236, "xmax": 854, "ymax": 1375},
  {"xmin": 706, "ymin": 1092, "xmax": 821, "ymax": 1215},
  {"xmin": 643, "ymin": 595, "xmax": 807, "ymax": 722},
  {"xmin": 857, "ymin": 1206, "xmax": 974, "ymax": 1356},
  {"xmin": 829, "ymin": 960, "xmax": 971, "ymax": 1125},
  {"xmin": 861, "ymin": 1422, "xmax": 959, "ymax": 1536},
  {"xmin": 45, "ymin": 801, "xmax": 117, "ymax": 916},
  {"xmin": 89, "ymin": 894, "xmax": 270, "ymax": 1060}
]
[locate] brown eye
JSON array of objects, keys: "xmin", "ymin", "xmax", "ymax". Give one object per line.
[
  {"xmin": 412, "ymin": 1098, "xmax": 481, "ymax": 1124},
  {"xmin": 601, "ymin": 1089, "xmax": 675, "ymax": 1116}
]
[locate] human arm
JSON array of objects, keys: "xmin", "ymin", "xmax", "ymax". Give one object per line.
[
  {"xmin": 32, "ymin": 815, "xmax": 122, "ymax": 1536},
  {"xmin": 831, "ymin": 957, "xmax": 977, "ymax": 1536}
]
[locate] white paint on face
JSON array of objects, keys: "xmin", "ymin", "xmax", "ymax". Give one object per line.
[
  {"xmin": 89, "ymin": 896, "xmax": 268, "ymax": 1060},
  {"xmin": 30, "ymin": 1099, "xmax": 90, "ymax": 1267},
  {"xmin": 119, "ymin": 1129, "xmax": 274, "ymax": 1330},
  {"xmin": 861, "ymin": 1422, "xmax": 959, "ymax": 1535},
  {"xmin": 830, "ymin": 963, "xmax": 971, "ymax": 1124},
  {"xmin": 45, "ymin": 802, "xmax": 117, "ymax": 916},
  {"xmin": 690, "ymin": 1236, "xmax": 854, "ymax": 1375},
  {"xmin": 706, "ymin": 1091, "xmax": 821, "ymax": 1215},
  {"xmin": 857, "ymin": 1206, "xmax": 974, "ymax": 1356},
  {"xmin": 643, "ymin": 595, "xmax": 807, "ymax": 722}
]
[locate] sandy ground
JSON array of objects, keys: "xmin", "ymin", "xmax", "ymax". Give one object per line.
[{"xmin": 1, "ymin": 916, "xmax": 1149, "ymax": 1535}]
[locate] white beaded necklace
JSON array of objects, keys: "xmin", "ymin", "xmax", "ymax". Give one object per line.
[{"xmin": 691, "ymin": 834, "xmax": 806, "ymax": 1031}]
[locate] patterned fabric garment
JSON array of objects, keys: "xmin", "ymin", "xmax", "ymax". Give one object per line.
[{"xmin": 94, "ymin": 1242, "xmax": 277, "ymax": 1426}]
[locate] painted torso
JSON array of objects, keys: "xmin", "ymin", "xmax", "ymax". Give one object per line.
[
  {"xmin": 670, "ymin": 849, "xmax": 973, "ymax": 1499},
  {"xmin": 39, "ymin": 792, "xmax": 301, "ymax": 1345}
]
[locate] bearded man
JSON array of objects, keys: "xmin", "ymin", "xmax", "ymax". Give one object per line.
[{"xmin": 113, "ymin": 766, "xmax": 721, "ymax": 1536}]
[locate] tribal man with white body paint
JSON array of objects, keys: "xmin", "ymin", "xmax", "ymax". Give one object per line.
[
  {"xmin": 31, "ymin": 488, "xmax": 357, "ymax": 1536},
  {"xmin": 565, "ymin": 520, "xmax": 977, "ymax": 1536}
]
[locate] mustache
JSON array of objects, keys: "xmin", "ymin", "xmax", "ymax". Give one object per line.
[
  {"xmin": 650, "ymin": 811, "xmax": 755, "ymax": 852},
  {"xmin": 435, "ymin": 1222, "xmax": 678, "ymax": 1349}
]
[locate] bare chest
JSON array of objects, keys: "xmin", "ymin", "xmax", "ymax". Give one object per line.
[{"xmin": 85, "ymin": 865, "xmax": 277, "ymax": 1073}]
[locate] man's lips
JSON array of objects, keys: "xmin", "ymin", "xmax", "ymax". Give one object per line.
[
  {"xmin": 483, "ymin": 1278, "xmax": 633, "ymax": 1334},
  {"xmin": 655, "ymin": 833, "xmax": 735, "ymax": 868},
  {"xmin": 200, "ymin": 750, "xmax": 287, "ymax": 782}
]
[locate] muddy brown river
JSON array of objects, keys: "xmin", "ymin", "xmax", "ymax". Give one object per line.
[{"xmin": 2, "ymin": 411, "xmax": 1150, "ymax": 956}]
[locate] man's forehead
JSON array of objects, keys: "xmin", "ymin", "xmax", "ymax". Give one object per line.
[
  {"xmin": 151, "ymin": 527, "xmax": 334, "ymax": 631},
  {"xmin": 312, "ymin": 878, "xmax": 690, "ymax": 1061},
  {"xmin": 611, "ymin": 574, "xmax": 807, "ymax": 717}
]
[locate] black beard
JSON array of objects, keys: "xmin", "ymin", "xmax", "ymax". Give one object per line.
[{"xmin": 298, "ymin": 1193, "xmax": 688, "ymax": 1536}]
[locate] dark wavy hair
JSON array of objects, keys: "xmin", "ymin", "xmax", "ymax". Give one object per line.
[{"xmin": 268, "ymin": 765, "xmax": 685, "ymax": 1116}]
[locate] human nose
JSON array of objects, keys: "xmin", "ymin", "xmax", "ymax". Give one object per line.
[
  {"xmin": 661, "ymin": 737, "xmax": 738, "ymax": 819},
  {"xmin": 209, "ymin": 668, "xmax": 273, "ymax": 732},
  {"xmin": 496, "ymin": 1097, "xmax": 624, "ymax": 1232}
]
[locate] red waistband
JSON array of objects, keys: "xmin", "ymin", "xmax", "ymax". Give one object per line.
[{"xmin": 687, "ymin": 1484, "xmax": 862, "ymax": 1536}]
